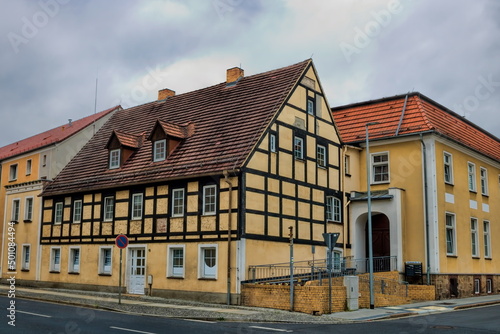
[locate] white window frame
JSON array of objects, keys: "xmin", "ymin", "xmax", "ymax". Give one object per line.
[
  {"xmin": 9, "ymin": 164, "xmax": 18, "ymax": 181},
  {"xmin": 468, "ymin": 162, "xmax": 476, "ymax": 192},
  {"xmin": 68, "ymin": 247, "xmax": 81, "ymax": 273},
  {"xmin": 11, "ymin": 198, "xmax": 20, "ymax": 222},
  {"xmin": 294, "ymin": 136, "xmax": 304, "ymax": 160},
  {"xmin": 486, "ymin": 279, "xmax": 492, "ymax": 294},
  {"xmin": 21, "ymin": 244, "xmax": 30, "ymax": 271},
  {"xmin": 167, "ymin": 245, "xmax": 185, "ymax": 278},
  {"xmin": 131, "ymin": 193, "xmax": 143, "ymax": 220},
  {"xmin": 345, "ymin": 155, "xmax": 350, "ymax": 175},
  {"xmin": 198, "ymin": 244, "xmax": 218, "ymax": 279},
  {"xmin": 103, "ymin": 196, "xmax": 114, "ymax": 222},
  {"xmin": 73, "ymin": 200, "xmax": 82, "ymax": 223},
  {"xmin": 371, "ymin": 152, "xmax": 390, "ymax": 184},
  {"xmin": 445, "ymin": 213, "xmax": 456, "ymax": 256},
  {"xmin": 109, "ymin": 149, "xmax": 121, "ymax": 169},
  {"xmin": 317, "ymin": 145, "xmax": 326, "ymax": 167},
  {"xmin": 480, "ymin": 167, "xmax": 488, "ymax": 196},
  {"xmin": 307, "ymin": 97, "xmax": 315, "ymax": 115},
  {"xmin": 474, "ymin": 278, "xmax": 480, "ymax": 294},
  {"xmin": 471, "ymin": 217, "xmax": 479, "ymax": 257},
  {"xmin": 332, "ymin": 249, "xmax": 343, "ymax": 272},
  {"xmin": 26, "ymin": 159, "xmax": 32, "ymax": 176},
  {"xmin": 326, "ymin": 196, "xmax": 341, "ymax": 223},
  {"xmin": 50, "ymin": 247, "xmax": 61, "ymax": 272},
  {"xmin": 54, "ymin": 202, "xmax": 63, "ymax": 224},
  {"xmin": 98, "ymin": 246, "xmax": 113, "ymax": 275},
  {"xmin": 172, "ymin": 188, "xmax": 185, "ymax": 217},
  {"xmin": 269, "ymin": 133, "xmax": 276, "ymax": 153},
  {"xmin": 24, "ymin": 197, "xmax": 34, "ymax": 221},
  {"xmin": 202, "ymin": 185, "xmax": 217, "ymax": 216},
  {"xmin": 154, "ymin": 139, "xmax": 167, "ymax": 162},
  {"xmin": 443, "ymin": 152, "xmax": 453, "ymax": 184},
  {"xmin": 483, "ymin": 220, "xmax": 491, "ymax": 258}
]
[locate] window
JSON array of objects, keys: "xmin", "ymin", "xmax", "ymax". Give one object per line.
[
  {"xmin": 480, "ymin": 167, "xmax": 488, "ymax": 195},
  {"xmin": 154, "ymin": 139, "xmax": 167, "ymax": 162},
  {"xmin": 474, "ymin": 278, "xmax": 480, "ymax": 294},
  {"xmin": 103, "ymin": 196, "xmax": 114, "ymax": 221},
  {"xmin": 269, "ymin": 133, "xmax": 276, "ymax": 153},
  {"xmin": 443, "ymin": 152, "xmax": 453, "ymax": 184},
  {"xmin": 333, "ymin": 250, "xmax": 342, "ymax": 272},
  {"xmin": 69, "ymin": 247, "xmax": 80, "ymax": 273},
  {"xmin": 471, "ymin": 218, "xmax": 479, "ymax": 257},
  {"xmin": 199, "ymin": 245, "xmax": 217, "ymax": 279},
  {"xmin": 167, "ymin": 245, "xmax": 185, "ymax": 278},
  {"xmin": 345, "ymin": 155, "xmax": 351, "ymax": 175},
  {"xmin": 21, "ymin": 245, "xmax": 30, "ymax": 271},
  {"xmin": 99, "ymin": 247, "xmax": 112, "ymax": 275},
  {"xmin": 326, "ymin": 196, "xmax": 341, "ymax": 222},
  {"xmin": 372, "ymin": 153, "xmax": 389, "ymax": 183},
  {"xmin": 131, "ymin": 194, "xmax": 143, "ymax": 220},
  {"xmin": 445, "ymin": 213, "xmax": 456, "ymax": 255},
  {"xmin": 486, "ymin": 279, "xmax": 493, "ymax": 294},
  {"xmin": 307, "ymin": 98, "xmax": 315, "ymax": 115},
  {"xmin": 50, "ymin": 247, "xmax": 61, "ymax": 272},
  {"xmin": 294, "ymin": 136, "xmax": 304, "ymax": 160},
  {"xmin": 172, "ymin": 189, "xmax": 185, "ymax": 217},
  {"xmin": 24, "ymin": 197, "xmax": 33, "ymax": 221},
  {"xmin": 9, "ymin": 164, "xmax": 18, "ymax": 181},
  {"xmin": 26, "ymin": 159, "xmax": 32, "ymax": 175},
  {"xmin": 484, "ymin": 221, "xmax": 491, "ymax": 258},
  {"xmin": 317, "ymin": 145, "xmax": 326, "ymax": 167},
  {"xmin": 109, "ymin": 149, "xmax": 120, "ymax": 169},
  {"xmin": 203, "ymin": 185, "xmax": 217, "ymax": 215},
  {"xmin": 468, "ymin": 162, "xmax": 476, "ymax": 191},
  {"xmin": 11, "ymin": 199, "xmax": 20, "ymax": 222},
  {"xmin": 54, "ymin": 202, "xmax": 63, "ymax": 224},
  {"xmin": 42, "ymin": 154, "xmax": 47, "ymax": 167},
  {"xmin": 73, "ymin": 200, "xmax": 82, "ymax": 223}
]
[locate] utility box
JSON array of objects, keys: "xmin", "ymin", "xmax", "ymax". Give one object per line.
[{"xmin": 344, "ymin": 276, "xmax": 359, "ymax": 311}]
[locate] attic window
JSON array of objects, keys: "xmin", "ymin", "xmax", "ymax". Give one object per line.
[
  {"xmin": 109, "ymin": 149, "xmax": 120, "ymax": 169},
  {"xmin": 154, "ymin": 139, "xmax": 167, "ymax": 162}
]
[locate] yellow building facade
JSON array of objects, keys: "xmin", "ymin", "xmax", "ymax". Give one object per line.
[{"xmin": 39, "ymin": 60, "xmax": 343, "ymax": 303}]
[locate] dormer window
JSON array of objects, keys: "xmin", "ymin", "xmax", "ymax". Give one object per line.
[
  {"xmin": 153, "ymin": 139, "xmax": 167, "ymax": 162},
  {"xmin": 109, "ymin": 149, "xmax": 121, "ymax": 169}
]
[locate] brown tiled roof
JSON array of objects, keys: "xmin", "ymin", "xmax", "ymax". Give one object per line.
[
  {"xmin": 157, "ymin": 120, "xmax": 195, "ymax": 139},
  {"xmin": 331, "ymin": 93, "xmax": 500, "ymax": 162},
  {"xmin": 42, "ymin": 60, "xmax": 311, "ymax": 196},
  {"xmin": 108, "ymin": 130, "xmax": 145, "ymax": 149},
  {"xmin": 0, "ymin": 106, "xmax": 121, "ymax": 161}
]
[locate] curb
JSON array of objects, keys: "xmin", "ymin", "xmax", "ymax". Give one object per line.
[{"xmin": 453, "ymin": 300, "xmax": 500, "ymax": 310}]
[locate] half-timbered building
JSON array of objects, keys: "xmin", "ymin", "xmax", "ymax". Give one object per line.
[{"xmin": 40, "ymin": 59, "xmax": 343, "ymax": 303}]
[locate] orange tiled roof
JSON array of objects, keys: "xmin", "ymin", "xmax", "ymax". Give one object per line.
[
  {"xmin": 331, "ymin": 93, "xmax": 500, "ymax": 161},
  {"xmin": 0, "ymin": 106, "xmax": 121, "ymax": 161},
  {"xmin": 42, "ymin": 60, "xmax": 311, "ymax": 196}
]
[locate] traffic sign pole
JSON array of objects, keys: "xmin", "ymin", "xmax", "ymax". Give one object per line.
[{"xmin": 115, "ymin": 234, "xmax": 129, "ymax": 305}]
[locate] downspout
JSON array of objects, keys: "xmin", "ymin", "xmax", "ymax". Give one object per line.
[
  {"xmin": 341, "ymin": 145, "xmax": 347, "ymax": 254},
  {"xmin": 420, "ymin": 134, "xmax": 431, "ymax": 285},
  {"xmin": 223, "ymin": 170, "xmax": 233, "ymax": 305}
]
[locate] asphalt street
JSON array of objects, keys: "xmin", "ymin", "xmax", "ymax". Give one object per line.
[{"xmin": 2, "ymin": 296, "xmax": 500, "ymax": 333}]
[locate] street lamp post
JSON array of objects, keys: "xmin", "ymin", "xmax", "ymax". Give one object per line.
[{"xmin": 366, "ymin": 122, "xmax": 378, "ymax": 310}]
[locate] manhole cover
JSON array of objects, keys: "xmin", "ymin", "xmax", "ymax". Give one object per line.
[{"xmin": 431, "ymin": 325, "xmax": 456, "ymax": 329}]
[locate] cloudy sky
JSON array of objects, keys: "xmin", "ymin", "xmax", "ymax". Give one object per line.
[{"xmin": 1, "ymin": 0, "xmax": 499, "ymax": 147}]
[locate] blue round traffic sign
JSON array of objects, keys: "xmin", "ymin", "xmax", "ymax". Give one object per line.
[{"xmin": 115, "ymin": 234, "xmax": 129, "ymax": 249}]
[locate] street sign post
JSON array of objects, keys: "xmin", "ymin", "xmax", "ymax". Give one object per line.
[{"xmin": 115, "ymin": 234, "xmax": 129, "ymax": 304}]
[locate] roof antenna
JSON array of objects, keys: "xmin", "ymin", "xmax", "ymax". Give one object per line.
[
  {"xmin": 93, "ymin": 68, "xmax": 99, "ymax": 135},
  {"xmin": 310, "ymin": 53, "xmax": 314, "ymax": 59}
]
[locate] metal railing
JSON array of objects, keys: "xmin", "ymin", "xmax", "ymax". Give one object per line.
[{"xmin": 245, "ymin": 256, "xmax": 397, "ymax": 284}]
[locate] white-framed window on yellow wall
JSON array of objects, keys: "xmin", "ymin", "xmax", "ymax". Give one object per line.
[
  {"xmin": 483, "ymin": 220, "xmax": 491, "ymax": 258},
  {"xmin": 467, "ymin": 162, "xmax": 476, "ymax": 192},
  {"xmin": 99, "ymin": 247, "xmax": 113, "ymax": 275},
  {"xmin": 371, "ymin": 152, "xmax": 389, "ymax": 183},
  {"xmin": 167, "ymin": 245, "xmax": 185, "ymax": 278},
  {"xmin": 11, "ymin": 199, "xmax": 20, "ymax": 222},
  {"xmin": 445, "ymin": 213, "xmax": 456, "ymax": 256},
  {"xmin": 21, "ymin": 244, "xmax": 30, "ymax": 271},
  {"xmin": 50, "ymin": 247, "xmax": 61, "ymax": 272},
  {"xmin": 68, "ymin": 247, "xmax": 80, "ymax": 273},
  {"xmin": 24, "ymin": 197, "xmax": 33, "ymax": 221},
  {"xmin": 470, "ymin": 218, "xmax": 479, "ymax": 257},
  {"xmin": 480, "ymin": 167, "xmax": 488, "ymax": 196},
  {"xmin": 443, "ymin": 152, "xmax": 453, "ymax": 184}
]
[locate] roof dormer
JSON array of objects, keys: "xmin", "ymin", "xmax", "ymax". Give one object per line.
[
  {"xmin": 148, "ymin": 120, "xmax": 195, "ymax": 161},
  {"xmin": 105, "ymin": 130, "xmax": 145, "ymax": 169}
]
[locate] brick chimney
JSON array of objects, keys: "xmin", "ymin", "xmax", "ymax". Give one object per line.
[
  {"xmin": 158, "ymin": 88, "xmax": 175, "ymax": 101},
  {"xmin": 226, "ymin": 67, "xmax": 244, "ymax": 84}
]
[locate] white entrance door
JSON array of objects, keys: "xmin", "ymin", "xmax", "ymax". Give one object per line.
[{"xmin": 128, "ymin": 248, "xmax": 145, "ymax": 294}]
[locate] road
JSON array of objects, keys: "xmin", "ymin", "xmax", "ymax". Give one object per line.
[{"xmin": 1, "ymin": 296, "xmax": 499, "ymax": 333}]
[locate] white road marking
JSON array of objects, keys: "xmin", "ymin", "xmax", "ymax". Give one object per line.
[
  {"xmin": 109, "ymin": 326, "xmax": 157, "ymax": 334},
  {"xmin": 17, "ymin": 310, "xmax": 52, "ymax": 318},
  {"xmin": 250, "ymin": 326, "xmax": 293, "ymax": 332},
  {"xmin": 183, "ymin": 318, "xmax": 216, "ymax": 323}
]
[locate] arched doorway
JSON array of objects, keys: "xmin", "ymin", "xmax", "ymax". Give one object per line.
[{"xmin": 366, "ymin": 214, "xmax": 390, "ymax": 271}]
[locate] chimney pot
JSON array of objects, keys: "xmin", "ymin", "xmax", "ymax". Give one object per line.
[
  {"xmin": 226, "ymin": 67, "xmax": 244, "ymax": 84},
  {"xmin": 158, "ymin": 88, "xmax": 175, "ymax": 101}
]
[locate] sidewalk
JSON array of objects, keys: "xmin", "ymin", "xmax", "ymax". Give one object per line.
[{"xmin": 1, "ymin": 284, "xmax": 499, "ymax": 323}]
